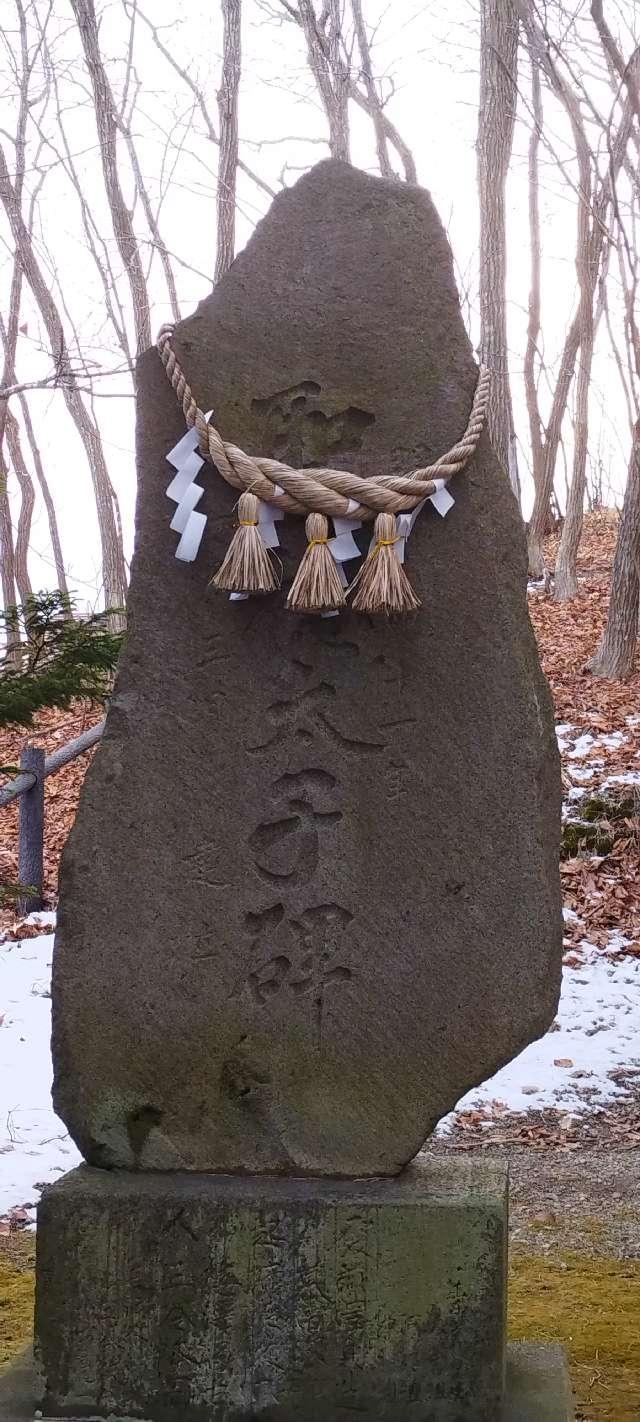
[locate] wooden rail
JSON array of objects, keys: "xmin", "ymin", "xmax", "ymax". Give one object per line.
[{"xmin": 0, "ymin": 720, "xmax": 104, "ymax": 912}]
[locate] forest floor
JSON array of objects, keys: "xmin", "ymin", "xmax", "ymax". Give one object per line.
[{"xmin": 1, "ymin": 508, "xmax": 640, "ymax": 1418}]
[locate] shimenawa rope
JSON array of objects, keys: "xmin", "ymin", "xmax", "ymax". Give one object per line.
[{"xmin": 158, "ymin": 325, "xmax": 490, "ymax": 614}]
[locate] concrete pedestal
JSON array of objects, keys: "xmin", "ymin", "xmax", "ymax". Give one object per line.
[{"xmin": 24, "ymin": 1160, "xmax": 573, "ymax": 1421}]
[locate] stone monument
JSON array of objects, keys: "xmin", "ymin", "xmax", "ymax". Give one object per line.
[{"xmin": 4, "ymin": 161, "xmax": 572, "ymax": 1419}]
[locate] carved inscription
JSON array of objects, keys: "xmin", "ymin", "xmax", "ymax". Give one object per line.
[
  {"xmin": 251, "ymin": 380, "xmax": 375, "ymax": 466},
  {"xmin": 249, "ymin": 770, "xmax": 342, "ymax": 886},
  {"xmin": 156, "ymin": 1212, "xmax": 213, "ymax": 1401},
  {"xmin": 245, "ymin": 902, "xmax": 354, "ymax": 1007},
  {"xmin": 243, "ymin": 688, "xmax": 356, "ymax": 1029},
  {"xmin": 248, "ymin": 685, "xmax": 387, "ymax": 756},
  {"xmin": 240, "ymin": 646, "xmax": 419, "ymax": 1033}
]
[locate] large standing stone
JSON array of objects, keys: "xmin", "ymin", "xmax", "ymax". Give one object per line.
[{"xmin": 52, "ymin": 159, "xmax": 562, "ymax": 1177}]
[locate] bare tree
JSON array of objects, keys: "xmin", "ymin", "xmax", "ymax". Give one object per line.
[
  {"xmin": 587, "ymin": 5, "xmax": 640, "ymax": 676},
  {"xmin": 0, "ymin": 464, "xmax": 18, "ymax": 661},
  {"xmin": 280, "ymin": 0, "xmax": 351, "ymax": 160},
  {"xmin": 350, "ymin": 0, "xmax": 392, "ymax": 178},
  {"xmin": 69, "ymin": 0, "xmax": 152, "ymax": 354},
  {"xmin": 590, "ymin": 0, "xmax": 640, "ymax": 125},
  {"xmin": 477, "ymin": 0, "xmax": 520, "ymax": 501},
  {"xmin": 0, "ymin": 0, "xmax": 47, "ymax": 651},
  {"xmin": 130, "ymin": 2, "xmax": 275, "ymax": 200},
  {"xmin": 0, "ymin": 141, "xmax": 127, "ymax": 617},
  {"xmin": 4, "ymin": 408, "xmax": 34, "ymax": 602},
  {"xmin": 552, "ymin": 51, "xmax": 596, "ymax": 600},
  {"xmin": 11, "ymin": 385, "xmax": 69, "ymax": 599},
  {"xmin": 0, "ymin": 296, "xmax": 21, "ymax": 657},
  {"xmin": 276, "ymin": 0, "xmax": 416, "ymax": 180},
  {"xmin": 216, "ymin": 0, "xmax": 242, "ymax": 281},
  {"xmin": 524, "ymin": 44, "xmax": 545, "ymax": 512},
  {"xmin": 515, "ymin": 0, "xmax": 639, "ymax": 579},
  {"xmin": 554, "ymin": 6, "xmax": 640, "ymax": 599},
  {"xmin": 588, "ymin": 421, "xmax": 640, "ymax": 677}
]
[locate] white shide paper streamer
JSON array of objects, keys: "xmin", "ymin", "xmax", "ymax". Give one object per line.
[
  {"xmin": 321, "ymin": 506, "xmax": 362, "ymax": 618},
  {"xmin": 394, "ymin": 478, "xmax": 455, "ymax": 564},
  {"xmin": 166, "ymin": 426, "xmax": 207, "ymax": 563},
  {"xmin": 165, "ymin": 430, "xmax": 286, "ymax": 598}
]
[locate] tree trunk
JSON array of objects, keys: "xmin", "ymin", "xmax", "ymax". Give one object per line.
[
  {"xmin": 4, "ymin": 407, "xmax": 34, "ymax": 602},
  {"xmin": 69, "ymin": 0, "xmax": 151, "ymax": 355},
  {"xmin": 17, "ymin": 391, "xmax": 69, "ymax": 599},
  {"xmin": 517, "ymin": 0, "xmax": 639, "ymax": 576},
  {"xmin": 215, "ymin": 0, "xmax": 241, "ymax": 282},
  {"xmin": 0, "ymin": 461, "xmax": 19, "ymax": 665},
  {"xmin": 279, "ymin": 1, "xmax": 414, "ymax": 179},
  {"xmin": 588, "ymin": 421, "xmax": 640, "ymax": 679},
  {"xmin": 590, "ymin": 1, "xmax": 640, "ymax": 126},
  {"xmin": 326, "ymin": 0, "xmax": 349, "ymax": 163},
  {"xmin": 351, "ymin": 0, "xmax": 393, "ymax": 177},
  {"xmin": 297, "ymin": 0, "xmax": 350, "ymax": 161},
  {"xmin": 524, "ymin": 46, "xmax": 544, "ymax": 500},
  {"xmin": 477, "ymin": 0, "xmax": 520, "ymax": 501},
  {"xmin": 554, "ymin": 324, "xmax": 594, "ymax": 599},
  {"xmin": 527, "ymin": 310, "xmax": 581, "ymax": 576},
  {"xmin": 0, "ymin": 140, "xmax": 127, "ymax": 615},
  {"xmin": 0, "ymin": 255, "xmax": 32, "ymax": 611},
  {"xmin": 553, "ymin": 68, "xmax": 595, "ymax": 602}
]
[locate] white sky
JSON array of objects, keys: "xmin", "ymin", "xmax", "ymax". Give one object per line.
[{"xmin": 1, "ymin": 0, "xmax": 635, "ymax": 608}]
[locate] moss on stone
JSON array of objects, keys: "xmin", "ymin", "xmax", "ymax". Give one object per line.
[
  {"xmin": 580, "ymin": 794, "xmax": 636, "ymax": 824},
  {"xmin": 3, "ymin": 1232, "xmax": 639, "ymax": 1418},
  {"xmin": 562, "ymin": 792, "xmax": 638, "ymax": 861},
  {"xmin": 0, "ymin": 1237, "xmax": 35, "ymax": 1373},
  {"xmin": 561, "ymin": 820, "xmax": 615, "ymax": 858},
  {"xmin": 509, "ymin": 1250, "xmax": 640, "ymax": 1420}
]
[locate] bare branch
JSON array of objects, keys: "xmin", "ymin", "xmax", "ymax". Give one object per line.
[
  {"xmin": 350, "ymin": 0, "xmax": 393, "ymax": 177},
  {"xmin": 524, "ymin": 42, "xmax": 544, "ymax": 496},
  {"xmin": 0, "ymin": 136, "xmax": 127, "ymax": 612},
  {"xmin": 216, "ymin": 0, "xmax": 242, "ymax": 282},
  {"xmin": 69, "ymin": 0, "xmax": 152, "ymax": 354},
  {"xmin": 126, "ymin": 1, "xmax": 276, "ymax": 199},
  {"xmin": 477, "ymin": 0, "xmax": 520, "ymax": 499},
  {"xmin": 591, "ymin": 1, "xmax": 640, "ymax": 124},
  {"xmin": 276, "ymin": 0, "xmax": 416, "ymax": 180}
]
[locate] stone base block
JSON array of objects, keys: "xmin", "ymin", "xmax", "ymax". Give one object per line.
[
  {"xmin": 505, "ymin": 1342, "xmax": 575, "ymax": 1420},
  {"xmin": 0, "ymin": 1349, "xmax": 36, "ymax": 1420},
  {"xmin": 36, "ymin": 1160, "xmax": 508, "ymax": 1421},
  {"xmin": 1, "ymin": 1342, "xmax": 575, "ymax": 1421}
]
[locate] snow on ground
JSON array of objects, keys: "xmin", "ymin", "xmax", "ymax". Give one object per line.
[
  {"xmin": 567, "ymin": 763, "xmax": 603, "ymax": 783},
  {"xmin": 556, "ymin": 724, "xmax": 629, "ymax": 759},
  {"xmin": 558, "ymin": 721, "xmax": 640, "ymax": 804},
  {"xmin": 446, "ymin": 710, "xmax": 640, "ymax": 1131},
  {"xmin": 0, "ymin": 920, "xmax": 81, "ymax": 1221},
  {"xmin": 2, "ymin": 910, "xmax": 640, "ymax": 1216},
  {"xmin": 444, "ymin": 940, "xmax": 640, "ymax": 1126}
]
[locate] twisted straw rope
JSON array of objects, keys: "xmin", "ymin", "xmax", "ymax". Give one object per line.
[{"xmin": 157, "ymin": 324, "xmax": 490, "ymax": 522}]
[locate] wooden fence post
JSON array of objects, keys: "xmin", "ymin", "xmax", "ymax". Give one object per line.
[{"xmin": 18, "ymin": 745, "xmax": 45, "ymax": 915}]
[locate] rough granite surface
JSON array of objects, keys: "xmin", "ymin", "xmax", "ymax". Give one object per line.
[
  {"xmin": 52, "ymin": 159, "xmax": 562, "ymax": 1176},
  {"xmin": 35, "ymin": 1161, "xmax": 508, "ymax": 1421}
]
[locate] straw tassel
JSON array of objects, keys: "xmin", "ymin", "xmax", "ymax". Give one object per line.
[
  {"xmin": 348, "ymin": 512, "xmax": 421, "ymax": 615},
  {"xmin": 287, "ymin": 512, "xmax": 346, "ymax": 614},
  {"xmin": 211, "ymin": 490, "xmax": 280, "ymax": 595}
]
